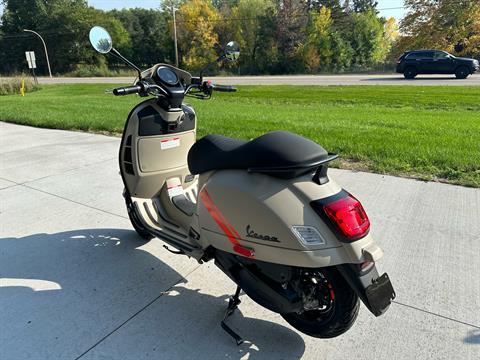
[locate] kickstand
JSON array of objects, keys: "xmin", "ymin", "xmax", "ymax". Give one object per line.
[{"xmin": 221, "ymin": 286, "xmax": 244, "ymax": 346}]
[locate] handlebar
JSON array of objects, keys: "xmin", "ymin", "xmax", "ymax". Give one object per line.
[
  {"xmin": 210, "ymin": 84, "xmax": 237, "ymax": 92},
  {"xmin": 113, "ymin": 85, "xmax": 143, "ymax": 96},
  {"xmin": 111, "ymin": 80, "xmax": 237, "ymax": 98}
]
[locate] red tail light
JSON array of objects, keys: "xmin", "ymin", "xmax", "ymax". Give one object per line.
[{"xmin": 323, "ymin": 193, "xmax": 370, "ymax": 241}]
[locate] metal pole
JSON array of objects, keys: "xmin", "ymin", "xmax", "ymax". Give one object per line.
[
  {"xmin": 23, "ymin": 29, "xmax": 53, "ymax": 78},
  {"xmin": 172, "ymin": 7, "xmax": 179, "ymax": 68}
]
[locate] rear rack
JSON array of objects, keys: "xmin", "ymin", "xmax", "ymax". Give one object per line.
[{"xmin": 248, "ymin": 153, "xmax": 339, "ymax": 179}]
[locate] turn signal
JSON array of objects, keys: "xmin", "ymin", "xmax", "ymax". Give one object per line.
[{"xmin": 323, "ymin": 193, "xmax": 370, "ymax": 241}]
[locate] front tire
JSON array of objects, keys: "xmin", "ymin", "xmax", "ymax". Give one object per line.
[
  {"xmin": 403, "ymin": 66, "xmax": 417, "ymax": 79},
  {"xmin": 455, "ymin": 66, "xmax": 469, "ymax": 79},
  {"xmin": 281, "ymin": 267, "xmax": 359, "ymax": 338}
]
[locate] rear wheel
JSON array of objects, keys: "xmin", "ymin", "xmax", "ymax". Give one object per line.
[
  {"xmin": 281, "ymin": 267, "xmax": 359, "ymax": 338},
  {"xmin": 403, "ymin": 66, "xmax": 417, "ymax": 79},
  {"xmin": 455, "ymin": 66, "xmax": 469, "ymax": 79},
  {"xmin": 125, "ymin": 195, "xmax": 154, "ymax": 241}
]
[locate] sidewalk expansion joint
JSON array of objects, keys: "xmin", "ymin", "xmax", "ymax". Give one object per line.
[
  {"xmin": 393, "ymin": 300, "xmax": 479, "ymax": 329},
  {"xmin": 74, "ymin": 265, "xmax": 202, "ymax": 360},
  {"xmin": 0, "ymin": 184, "xmax": 20, "ymax": 191},
  {"xmin": 21, "ymin": 157, "xmax": 118, "ymax": 186},
  {"xmin": 21, "ymin": 184, "xmax": 128, "ymax": 220}
]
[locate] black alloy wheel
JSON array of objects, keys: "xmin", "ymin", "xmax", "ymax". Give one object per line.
[{"xmin": 403, "ymin": 66, "xmax": 417, "ymax": 79}]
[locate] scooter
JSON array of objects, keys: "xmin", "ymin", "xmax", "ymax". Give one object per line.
[{"xmin": 89, "ymin": 26, "xmax": 395, "ymax": 344}]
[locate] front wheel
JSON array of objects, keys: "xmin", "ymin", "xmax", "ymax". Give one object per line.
[
  {"xmin": 455, "ymin": 66, "xmax": 470, "ymax": 79},
  {"xmin": 282, "ymin": 267, "xmax": 359, "ymax": 338},
  {"xmin": 403, "ymin": 66, "xmax": 417, "ymax": 79}
]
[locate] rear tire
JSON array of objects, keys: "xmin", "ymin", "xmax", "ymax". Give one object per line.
[
  {"xmin": 455, "ymin": 66, "xmax": 469, "ymax": 79},
  {"xmin": 403, "ymin": 67, "xmax": 417, "ymax": 79},
  {"xmin": 125, "ymin": 195, "xmax": 154, "ymax": 241},
  {"xmin": 281, "ymin": 267, "xmax": 359, "ymax": 338}
]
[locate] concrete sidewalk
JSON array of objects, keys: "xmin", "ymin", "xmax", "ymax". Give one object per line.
[{"xmin": 0, "ymin": 122, "xmax": 479, "ymax": 360}]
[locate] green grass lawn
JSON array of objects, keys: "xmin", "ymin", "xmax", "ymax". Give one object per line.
[{"xmin": 1, "ymin": 84, "xmax": 479, "ymax": 187}]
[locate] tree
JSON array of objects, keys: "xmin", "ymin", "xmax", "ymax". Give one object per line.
[
  {"xmin": 300, "ymin": 7, "xmax": 333, "ymax": 72},
  {"xmin": 299, "ymin": 6, "xmax": 355, "ymax": 73},
  {"xmin": 346, "ymin": 9, "xmax": 385, "ymax": 67},
  {"xmin": 399, "ymin": 0, "xmax": 480, "ymax": 58},
  {"xmin": 275, "ymin": 0, "xmax": 309, "ymax": 73},
  {"xmin": 252, "ymin": 7, "xmax": 280, "ymax": 74},
  {"xmin": 0, "ymin": 0, "xmax": 399, "ymax": 75},
  {"xmin": 212, "ymin": 0, "xmax": 238, "ymax": 9},
  {"xmin": 230, "ymin": 0, "xmax": 274, "ymax": 73},
  {"xmin": 379, "ymin": 17, "xmax": 398, "ymax": 57},
  {"xmin": 0, "ymin": 0, "xmax": 131, "ymax": 74},
  {"xmin": 352, "ymin": 0, "xmax": 378, "ymax": 13},
  {"xmin": 307, "ymin": 0, "xmax": 347, "ymax": 25},
  {"xmin": 110, "ymin": 9, "xmax": 172, "ymax": 67},
  {"xmin": 0, "ymin": 0, "xmax": 49, "ymax": 73},
  {"xmin": 48, "ymin": 3, "xmax": 130, "ymax": 73},
  {"xmin": 160, "ymin": 0, "xmax": 186, "ymax": 12},
  {"xmin": 176, "ymin": 0, "xmax": 220, "ymax": 71}
]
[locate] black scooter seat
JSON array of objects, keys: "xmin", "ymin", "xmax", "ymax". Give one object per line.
[{"xmin": 187, "ymin": 131, "xmax": 332, "ymax": 179}]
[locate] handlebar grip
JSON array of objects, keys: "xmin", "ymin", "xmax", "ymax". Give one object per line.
[
  {"xmin": 212, "ymin": 84, "xmax": 237, "ymax": 93},
  {"xmin": 113, "ymin": 85, "xmax": 142, "ymax": 96}
]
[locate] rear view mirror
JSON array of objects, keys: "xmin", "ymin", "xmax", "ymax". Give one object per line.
[
  {"xmin": 89, "ymin": 26, "xmax": 113, "ymax": 54},
  {"xmin": 225, "ymin": 41, "xmax": 240, "ymax": 62}
]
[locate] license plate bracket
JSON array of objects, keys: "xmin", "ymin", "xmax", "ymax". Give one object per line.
[{"xmin": 365, "ymin": 273, "xmax": 396, "ymax": 316}]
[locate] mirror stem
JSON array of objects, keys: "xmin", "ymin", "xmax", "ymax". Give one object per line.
[
  {"xmin": 110, "ymin": 48, "xmax": 142, "ymax": 79},
  {"xmin": 200, "ymin": 55, "xmax": 226, "ymax": 82}
]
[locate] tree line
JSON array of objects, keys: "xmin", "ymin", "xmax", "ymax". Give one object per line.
[{"xmin": 0, "ymin": 0, "xmax": 478, "ymax": 76}]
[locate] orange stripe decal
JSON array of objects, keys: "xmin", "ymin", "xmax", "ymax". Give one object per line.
[{"xmin": 200, "ymin": 188, "xmax": 254, "ymax": 258}]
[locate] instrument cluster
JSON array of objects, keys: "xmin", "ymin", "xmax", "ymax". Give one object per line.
[{"xmin": 156, "ymin": 66, "xmax": 179, "ymax": 86}]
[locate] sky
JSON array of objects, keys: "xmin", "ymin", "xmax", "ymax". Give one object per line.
[
  {"xmin": 0, "ymin": 1, "xmax": 407, "ymax": 21},
  {"xmin": 87, "ymin": 0, "xmax": 407, "ymax": 20}
]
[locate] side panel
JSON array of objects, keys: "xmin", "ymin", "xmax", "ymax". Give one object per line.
[
  {"xmin": 197, "ymin": 170, "xmax": 383, "ymax": 267},
  {"xmin": 120, "ymin": 100, "xmax": 196, "ymax": 199}
]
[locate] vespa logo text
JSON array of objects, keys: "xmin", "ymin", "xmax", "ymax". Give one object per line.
[{"xmin": 246, "ymin": 225, "xmax": 279, "ymax": 242}]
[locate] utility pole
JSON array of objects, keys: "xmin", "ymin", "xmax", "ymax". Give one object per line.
[
  {"xmin": 23, "ymin": 29, "xmax": 53, "ymax": 78},
  {"xmin": 172, "ymin": 6, "xmax": 179, "ymax": 68}
]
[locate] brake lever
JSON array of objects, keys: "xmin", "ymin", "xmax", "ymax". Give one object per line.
[
  {"xmin": 104, "ymin": 89, "xmax": 114, "ymax": 94},
  {"xmin": 185, "ymin": 93, "xmax": 211, "ymax": 100},
  {"xmin": 184, "ymin": 84, "xmax": 212, "ymax": 100}
]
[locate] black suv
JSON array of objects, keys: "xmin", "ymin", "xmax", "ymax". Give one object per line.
[{"xmin": 396, "ymin": 50, "xmax": 479, "ymax": 79}]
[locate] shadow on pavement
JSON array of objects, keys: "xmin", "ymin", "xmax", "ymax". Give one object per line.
[
  {"xmin": 464, "ymin": 329, "xmax": 480, "ymax": 344},
  {"xmin": 127, "ymin": 284, "xmax": 306, "ymax": 359},
  {"xmin": 0, "ymin": 229, "xmax": 305, "ymax": 359},
  {"xmin": 360, "ymin": 76, "xmax": 458, "ymax": 81},
  {"xmin": 0, "ymin": 228, "xmax": 165, "ymax": 295}
]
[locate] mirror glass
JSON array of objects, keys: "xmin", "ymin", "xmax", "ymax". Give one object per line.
[
  {"xmin": 89, "ymin": 26, "xmax": 113, "ymax": 54},
  {"xmin": 225, "ymin": 41, "xmax": 240, "ymax": 61}
]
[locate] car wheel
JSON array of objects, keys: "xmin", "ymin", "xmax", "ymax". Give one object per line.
[
  {"xmin": 455, "ymin": 66, "xmax": 469, "ymax": 79},
  {"xmin": 403, "ymin": 67, "xmax": 417, "ymax": 79}
]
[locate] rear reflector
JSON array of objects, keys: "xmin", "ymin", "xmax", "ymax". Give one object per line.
[
  {"xmin": 322, "ymin": 193, "xmax": 370, "ymax": 241},
  {"xmin": 291, "ymin": 226, "xmax": 326, "ymax": 246}
]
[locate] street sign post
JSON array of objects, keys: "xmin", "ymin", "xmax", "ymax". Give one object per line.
[{"xmin": 25, "ymin": 51, "xmax": 38, "ymax": 84}]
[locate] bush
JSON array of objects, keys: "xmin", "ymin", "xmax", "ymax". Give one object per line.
[
  {"xmin": 0, "ymin": 77, "xmax": 40, "ymax": 96},
  {"xmin": 66, "ymin": 64, "xmax": 136, "ymax": 77}
]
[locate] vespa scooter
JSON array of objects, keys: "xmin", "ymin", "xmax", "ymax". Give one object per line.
[{"xmin": 89, "ymin": 26, "xmax": 395, "ymax": 344}]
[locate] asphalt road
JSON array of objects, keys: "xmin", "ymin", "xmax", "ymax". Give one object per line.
[
  {"xmin": 1, "ymin": 122, "xmax": 479, "ymax": 359},
  {"xmin": 32, "ymin": 73, "xmax": 480, "ymax": 86}
]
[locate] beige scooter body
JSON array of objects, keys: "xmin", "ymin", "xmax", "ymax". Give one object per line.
[
  {"xmin": 121, "ymin": 98, "xmax": 383, "ymax": 269},
  {"xmin": 88, "ymin": 26, "xmax": 395, "ymax": 341}
]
